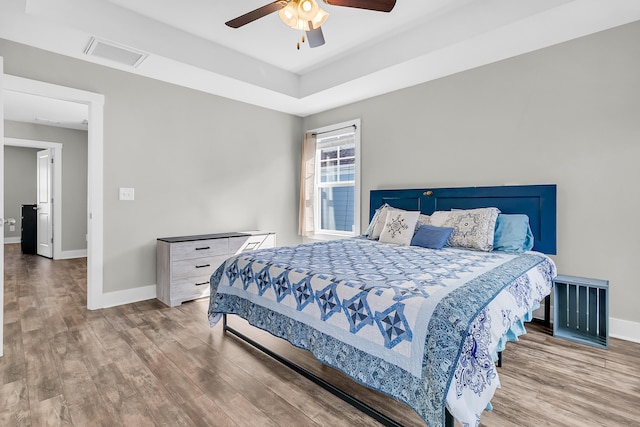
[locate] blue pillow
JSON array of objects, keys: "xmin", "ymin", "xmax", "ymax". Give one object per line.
[
  {"xmin": 363, "ymin": 203, "xmax": 388, "ymax": 237},
  {"xmin": 493, "ymin": 214, "xmax": 534, "ymax": 252},
  {"xmin": 411, "ymin": 224, "xmax": 454, "ymax": 249}
]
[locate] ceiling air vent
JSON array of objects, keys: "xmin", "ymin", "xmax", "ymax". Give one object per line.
[{"xmin": 84, "ymin": 37, "xmax": 148, "ymax": 68}]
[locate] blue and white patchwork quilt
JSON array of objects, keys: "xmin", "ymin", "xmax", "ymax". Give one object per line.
[{"xmin": 208, "ymin": 238, "xmax": 556, "ymax": 427}]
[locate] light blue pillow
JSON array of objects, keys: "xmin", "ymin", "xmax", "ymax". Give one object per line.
[
  {"xmin": 363, "ymin": 203, "xmax": 388, "ymax": 237},
  {"xmin": 411, "ymin": 224, "xmax": 454, "ymax": 249},
  {"xmin": 493, "ymin": 214, "xmax": 534, "ymax": 252}
]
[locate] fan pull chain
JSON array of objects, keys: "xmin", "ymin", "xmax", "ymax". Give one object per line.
[{"xmin": 297, "ymin": 34, "xmax": 306, "ymax": 50}]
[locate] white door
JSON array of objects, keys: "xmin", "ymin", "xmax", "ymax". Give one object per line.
[
  {"xmin": 1, "ymin": 56, "xmax": 6, "ymax": 357},
  {"xmin": 37, "ymin": 148, "xmax": 54, "ymax": 258}
]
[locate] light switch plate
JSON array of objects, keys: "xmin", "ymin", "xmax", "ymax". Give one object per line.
[{"xmin": 119, "ymin": 187, "xmax": 135, "ymax": 201}]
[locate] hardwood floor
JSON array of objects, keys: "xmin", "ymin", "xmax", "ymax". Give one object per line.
[{"xmin": 2, "ymin": 242, "xmax": 640, "ymax": 426}]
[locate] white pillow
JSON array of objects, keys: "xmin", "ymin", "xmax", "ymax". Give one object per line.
[
  {"xmin": 368, "ymin": 204, "xmax": 397, "ymax": 240},
  {"xmin": 379, "ymin": 210, "xmax": 420, "ymax": 246},
  {"xmin": 416, "ymin": 213, "xmax": 430, "ymax": 228},
  {"xmin": 364, "ymin": 203, "xmax": 387, "ymax": 238},
  {"xmin": 429, "ymin": 211, "xmax": 451, "ymax": 227}
]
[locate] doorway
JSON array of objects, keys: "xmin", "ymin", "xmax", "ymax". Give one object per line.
[
  {"xmin": 4, "ymin": 139, "xmax": 63, "ymax": 258},
  {"xmin": 2, "ymin": 75, "xmax": 105, "ymax": 310}
]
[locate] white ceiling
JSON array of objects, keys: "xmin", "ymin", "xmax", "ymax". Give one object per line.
[
  {"xmin": 4, "ymin": 90, "xmax": 89, "ymax": 130},
  {"xmin": 2, "ymin": 0, "xmax": 640, "ymax": 126}
]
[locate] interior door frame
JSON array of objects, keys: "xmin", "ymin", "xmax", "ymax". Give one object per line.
[
  {"xmin": 1, "ymin": 57, "xmax": 5, "ymax": 357},
  {"xmin": 5, "ymin": 139, "xmax": 63, "ymax": 258},
  {"xmin": 3, "ymin": 75, "xmax": 105, "ymax": 310}
]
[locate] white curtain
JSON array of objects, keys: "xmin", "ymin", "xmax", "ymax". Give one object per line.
[{"xmin": 298, "ymin": 132, "xmax": 316, "ymax": 236}]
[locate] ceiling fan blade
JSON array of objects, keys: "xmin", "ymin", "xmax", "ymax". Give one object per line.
[
  {"xmin": 323, "ymin": 0, "xmax": 395, "ymax": 12},
  {"xmin": 225, "ymin": 1, "xmax": 287, "ymax": 28},
  {"xmin": 306, "ymin": 25, "xmax": 325, "ymax": 48}
]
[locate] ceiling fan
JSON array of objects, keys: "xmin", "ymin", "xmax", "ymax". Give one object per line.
[{"xmin": 225, "ymin": 0, "xmax": 396, "ymax": 48}]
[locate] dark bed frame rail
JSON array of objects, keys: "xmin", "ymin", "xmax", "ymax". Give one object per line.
[{"xmin": 222, "ymin": 313, "xmax": 454, "ymax": 427}]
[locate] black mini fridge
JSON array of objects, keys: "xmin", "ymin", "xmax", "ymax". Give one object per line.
[{"xmin": 21, "ymin": 204, "xmax": 37, "ymax": 254}]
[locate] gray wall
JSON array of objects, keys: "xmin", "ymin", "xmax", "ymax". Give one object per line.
[
  {"xmin": 303, "ymin": 22, "xmax": 640, "ymax": 324},
  {"xmin": 3, "ymin": 20, "xmax": 638, "ymax": 326},
  {"xmin": 4, "ymin": 120, "xmax": 89, "ymax": 252},
  {"xmin": 1, "ymin": 38, "xmax": 302, "ymax": 294},
  {"xmin": 3, "ymin": 145, "xmax": 38, "ymax": 240}
]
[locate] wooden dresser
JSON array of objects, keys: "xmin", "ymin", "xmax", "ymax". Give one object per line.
[{"xmin": 156, "ymin": 231, "xmax": 275, "ymax": 307}]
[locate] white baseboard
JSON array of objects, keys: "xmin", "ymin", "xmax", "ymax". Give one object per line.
[
  {"xmin": 102, "ymin": 284, "xmax": 157, "ymax": 309},
  {"xmin": 57, "ymin": 249, "xmax": 87, "ymax": 259},
  {"xmin": 4, "ymin": 237, "xmax": 20, "ymax": 244},
  {"xmin": 610, "ymin": 318, "xmax": 640, "ymax": 344}
]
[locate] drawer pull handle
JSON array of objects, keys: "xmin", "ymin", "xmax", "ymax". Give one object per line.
[
  {"xmin": 195, "ymin": 264, "xmax": 211, "ymax": 268},
  {"xmin": 195, "ymin": 246, "xmax": 210, "ymax": 251},
  {"xmin": 195, "ymin": 281, "xmax": 209, "ymax": 286}
]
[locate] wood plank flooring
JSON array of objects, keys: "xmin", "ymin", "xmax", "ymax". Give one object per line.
[{"xmin": 2, "ymin": 242, "xmax": 639, "ymax": 426}]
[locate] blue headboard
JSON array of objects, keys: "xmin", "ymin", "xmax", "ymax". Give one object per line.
[{"xmin": 370, "ymin": 184, "xmax": 557, "ymax": 254}]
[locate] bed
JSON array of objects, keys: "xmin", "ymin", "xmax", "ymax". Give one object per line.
[{"xmin": 208, "ymin": 184, "xmax": 557, "ymax": 427}]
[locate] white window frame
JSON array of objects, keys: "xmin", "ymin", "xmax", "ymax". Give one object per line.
[{"xmin": 310, "ymin": 119, "xmax": 361, "ymax": 238}]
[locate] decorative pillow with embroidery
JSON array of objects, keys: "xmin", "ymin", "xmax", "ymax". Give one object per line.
[
  {"xmin": 379, "ymin": 210, "xmax": 421, "ymax": 246},
  {"xmin": 367, "ymin": 204, "xmax": 400, "ymax": 240},
  {"xmin": 416, "ymin": 214, "xmax": 430, "ymax": 228},
  {"xmin": 442, "ymin": 207, "xmax": 500, "ymax": 251}
]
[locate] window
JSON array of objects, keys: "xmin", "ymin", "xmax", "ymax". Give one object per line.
[{"xmin": 312, "ymin": 119, "xmax": 360, "ymax": 237}]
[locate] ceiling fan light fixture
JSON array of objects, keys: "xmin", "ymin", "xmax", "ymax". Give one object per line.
[
  {"xmin": 297, "ymin": 0, "xmax": 319, "ymax": 21},
  {"xmin": 278, "ymin": 2, "xmax": 299, "ymax": 28},
  {"xmin": 279, "ymin": 0, "xmax": 326, "ymax": 31},
  {"xmin": 310, "ymin": 7, "xmax": 328, "ymax": 29},
  {"xmin": 296, "ymin": 20, "xmax": 311, "ymax": 31}
]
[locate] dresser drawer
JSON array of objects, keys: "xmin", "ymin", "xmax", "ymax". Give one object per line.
[
  {"xmin": 171, "ymin": 239, "xmax": 228, "ymax": 261},
  {"xmin": 171, "ymin": 275, "xmax": 211, "ymax": 302},
  {"xmin": 171, "ymin": 255, "xmax": 228, "ymax": 280}
]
